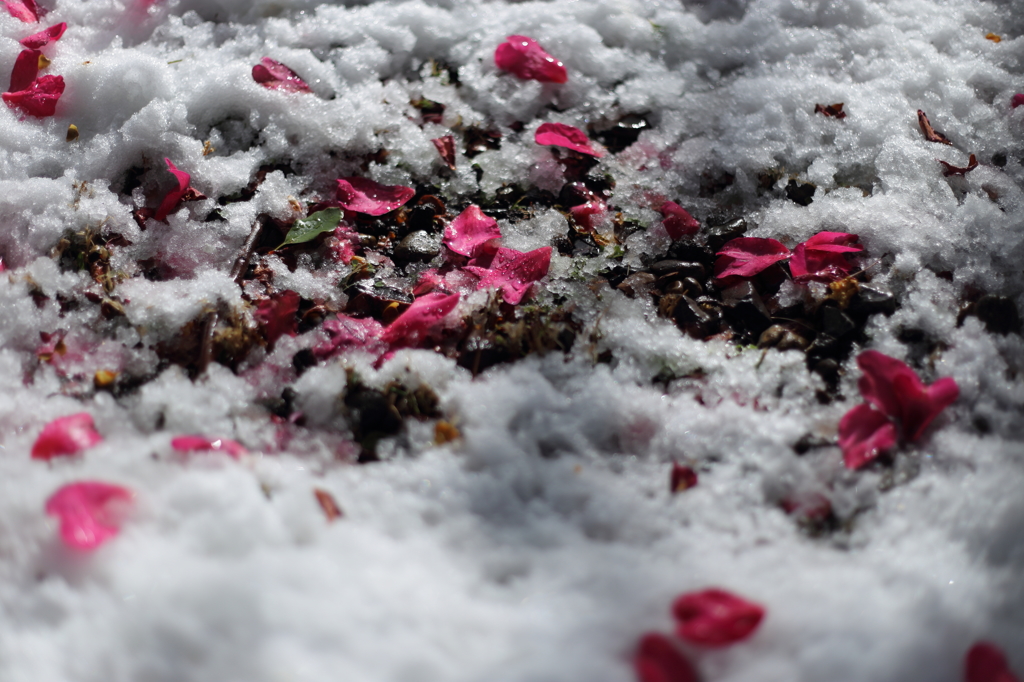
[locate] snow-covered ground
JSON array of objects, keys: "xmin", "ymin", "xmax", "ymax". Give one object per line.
[{"xmin": 1, "ymin": 0, "xmax": 1023, "ymax": 679}]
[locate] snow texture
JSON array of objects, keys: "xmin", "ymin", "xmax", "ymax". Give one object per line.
[{"xmin": 1, "ymin": 0, "xmax": 1023, "ymax": 680}]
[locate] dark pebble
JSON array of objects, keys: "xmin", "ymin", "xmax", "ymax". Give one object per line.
[
  {"xmin": 704, "ymin": 217, "xmax": 747, "ymax": 251},
  {"xmin": 975, "ymin": 294, "xmax": 1022, "ymax": 335},
  {"xmin": 650, "ymin": 260, "xmax": 706, "ymax": 280},
  {"xmin": 819, "ymin": 305, "xmax": 856, "ymax": 338},
  {"xmin": 850, "ymin": 284, "xmax": 896, "ymax": 317}
]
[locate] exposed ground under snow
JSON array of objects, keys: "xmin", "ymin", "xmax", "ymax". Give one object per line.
[{"xmin": 1, "ymin": 0, "xmax": 1024, "ymax": 680}]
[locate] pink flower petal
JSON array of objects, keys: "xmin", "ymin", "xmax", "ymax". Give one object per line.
[
  {"xmin": 570, "ymin": 198, "xmax": 607, "ymax": 232},
  {"xmin": 494, "ymin": 35, "xmax": 567, "ymax": 84},
  {"xmin": 2, "ymin": 73, "xmax": 62, "ymax": 117},
  {"xmin": 171, "ymin": 435, "xmax": 248, "ymax": 459},
  {"xmin": 789, "ymin": 232, "xmax": 861, "ymax": 281},
  {"xmin": 713, "ymin": 237, "xmax": 791, "ymax": 280},
  {"xmin": 1011, "ymin": 94, "xmax": 1024, "ymax": 109},
  {"xmin": 312, "ymin": 314, "xmax": 386, "ymax": 360},
  {"xmin": 893, "ymin": 374, "xmax": 959, "ymax": 442},
  {"xmin": 465, "ymin": 246, "xmax": 552, "ymax": 305},
  {"xmin": 8, "ymin": 48, "xmax": 40, "ymax": 91},
  {"xmin": 432, "ymin": 135, "xmax": 456, "ymax": 169},
  {"xmin": 670, "ymin": 463, "xmax": 698, "ymax": 492},
  {"xmin": 856, "ymin": 350, "xmax": 914, "ymax": 420},
  {"xmin": 966, "ymin": 642, "xmax": 1021, "ymax": 682},
  {"xmin": 45, "ymin": 481, "xmax": 133, "ymax": 550},
  {"xmin": 20, "ymin": 21, "xmax": 65, "ymax": 48},
  {"xmin": 381, "ymin": 292, "xmax": 460, "ymax": 348},
  {"xmin": 252, "ymin": 57, "xmax": 312, "ymax": 93},
  {"xmin": 838, "ymin": 403, "xmax": 897, "ymax": 469},
  {"xmin": 335, "ymin": 177, "xmax": 415, "ymax": 216},
  {"xmin": 661, "ymin": 201, "xmax": 700, "ymax": 240},
  {"xmin": 2, "ymin": 0, "xmax": 40, "ymax": 22},
  {"xmin": 443, "ymin": 205, "xmax": 501, "ymax": 258},
  {"xmin": 31, "ymin": 412, "xmax": 103, "ymax": 460},
  {"xmin": 254, "ymin": 290, "xmax": 300, "ymax": 344},
  {"xmin": 154, "ymin": 158, "xmax": 192, "ymax": 221},
  {"xmin": 633, "ymin": 632, "xmax": 699, "ymax": 682},
  {"xmin": 672, "ymin": 588, "xmax": 765, "ymax": 647},
  {"xmin": 535, "ymin": 122, "xmax": 603, "ymax": 157}
]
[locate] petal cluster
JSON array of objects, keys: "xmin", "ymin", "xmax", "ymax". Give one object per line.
[
  {"xmin": 45, "ymin": 481, "xmax": 133, "ymax": 550},
  {"xmin": 494, "ymin": 35, "xmax": 567, "ymax": 83},
  {"xmin": 3, "ymin": 48, "xmax": 64, "ymax": 117}
]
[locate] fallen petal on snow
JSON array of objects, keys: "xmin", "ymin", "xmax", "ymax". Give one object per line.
[
  {"xmin": 8, "ymin": 48, "xmax": 41, "ymax": 92},
  {"xmin": 443, "ymin": 205, "xmax": 501, "ymax": 258},
  {"xmin": 1013, "ymin": 94, "xmax": 1024, "ymax": 109},
  {"xmin": 171, "ymin": 435, "xmax": 248, "ymax": 459},
  {"xmin": 20, "ymin": 21, "xmax": 65, "ymax": 48},
  {"xmin": 494, "ymin": 35, "xmax": 567, "ymax": 83},
  {"xmin": 45, "ymin": 481, "xmax": 133, "ymax": 550},
  {"xmin": 154, "ymin": 158, "xmax": 192, "ymax": 221},
  {"xmin": 966, "ymin": 642, "xmax": 1021, "ymax": 682},
  {"xmin": 670, "ymin": 463, "xmax": 698, "ymax": 492},
  {"xmin": 535, "ymin": 122, "xmax": 603, "ymax": 157},
  {"xmin": 31, "ymin": 412, "xmax": 103, "ymax": 460},
  {"xmin": 312, "ymin": 314, "xmax": 386, "ymax": 359},
  {"xmin": 939, "ymin": 154, "xmax": 979, "ymax": 177},
  {"xmin": 336, "ymin": 177, "xmax": 415, "ymax": 216},
  {"xmin": 790, "ymin": 231, "xmax": 862, "ymax": 281},
  {"xmin": 2, "ymin": 0, "xmax": 40, "ymax": 22},
  {"xmin": 633, "ymin": 632, "xmax": 698, "ymax": 682},
  {"xmin": 672, "ymin": 588, "xmax": 765, "ymax": 647},
  {"xmin": 431, "ymin": 135, "xmax": 456, "ymax": 169},
  {"xmin": 713, "ymin": 237, "xmax": 791, "ymax": 280},
  {"xmin": 381, "ymin": 292, "xmax": 460, "ymax": 348},
  {"xmin": 838, "ymin": 403, "xmax": 897, "ymax": 469},
  {"xmin": 252, "ymin": 57, "xmax": 312, "ymax": 93},
  {"xmin": 254, "ymin": 290, "xmax": 301, "ymax": 344},
  {"xmin": 465, "ymin": 246, "xmax": 552, "ymax": 305},
  {"xmin": 856, "ymin": 350, "xmax": 958, "ymax": 441},
  {"xmin": 660, "ymin": 201, "xmax": 700, "ymax": 239}
]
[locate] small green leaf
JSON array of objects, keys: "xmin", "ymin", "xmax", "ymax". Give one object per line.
[{"xmin": 278, "ymin": 208, "xmax": 342, "ymax": 249}]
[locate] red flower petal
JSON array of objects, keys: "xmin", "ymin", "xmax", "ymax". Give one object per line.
[
  {"xmin": 170, "ymin": 435, "xmax": 248, "ymax": 459},
  {"xmin": 252, "ymin": 57, "xmax": 312, "ymax": 93},
  {"xmin": 45, "ymin": 481, "xmax": 133, "ymax": 550},
  {"xmin": 838, "ymin": 403, "xmax": 897, "ymax": 469},
  {"xmin": 535, "ymin": 122, "xmax": 603, "ymax": 157},
  {"xmin": 335, "ymin": 177, "xmax": 415, "ymax": 216},
  {"xmin": 670, "ymin": 463, "xmax": 698, "ymax": 492},
  {"xmin": 570, "ymin": 198, "xmax": 607, "ymax": 232},
  {"xmin": 713, "ymin": 237, "xmax": 791, "ymax": 280},
  {"xmin": 2, "ymin": 0, "xmax": 40, "ymax": 22},
  {"xmin": 789, "ymin": 231, "xmax": 862, "ymax": 281},
  {"xmin": 2, "ymin": 73, "xmax": 62, "ymax": 117},
  {"xmin": 381, "ymin": 292, "xmax": 460, "ymax": 348},
  {"xmin": 31, "ymin": 412, "xmax": 103, "ymax": 460},
  {"xmin": 8, "ymin": 48, "xmax": 41, "ymax": 91},
  {"xmin": 254, "ymin": 290, "xmax": 300, "ymax": 344},
  {"xmin": 1013, "ymin": 95, "xmax": 1024, "ymax": 109},
  {"xmin": 856, "ymin": 350, "xmax": 914, "ymax": 420},
  {"xmin": 20, "ymin": 21, "xmax": 65, "ymax": 48},
  {"xmin": 494, "ymin": 35, "xmax": 567, "ymax": 84},
  {"xmin": 432, "ymin": 135, "xmax": 456, "ymax": 169},
  {"xmin": 893, "ymin": 374, "xmax": 959, "ymax": 442},
  {"xmin": 443, "ymin": 205, "xmax": 501, "ymax": 258},
  {"xmin": 154, "ymin": 158, "xmax": 192, "ymax": 221},
  {"xmin": 465, "ymin": 246, "xmax": 552, "ymax": 305},
  {"xmin": 672, "ymin": 588, "xmax": 765, "ymax": 647},
  {"xmin": 966, "ymin": 642, "xmax": 1021, "ymax": 682},
  {"xmin": 633, "ymin": 632, "xmax": 699, "ymax": 682},
  {"xmin": 312, "ymin": 314, "xmax": 386, "ymax": 360},
  {"xmin": 661, "ymin": 201, "xmax": 700, "ymax": 240}
]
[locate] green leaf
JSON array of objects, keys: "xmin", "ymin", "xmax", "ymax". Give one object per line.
[{"xmin": 278, "ymin": 208, "xmax": 342, "ymax": 249}]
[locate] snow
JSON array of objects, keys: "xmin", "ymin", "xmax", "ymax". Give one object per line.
[{"xmin": 1, "ymin": 0, "xmax": 1023, "ymax": 680}]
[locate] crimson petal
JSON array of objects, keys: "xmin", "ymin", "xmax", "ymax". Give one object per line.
[
  {"xmin": 713, "ymin": 237, "xmax": 791, "ymax": 280},
  {"xmin": 466, "ymin": 246, "xmax": 551, "ymax": 305},
  {"xmin": 336, "ymin": 177, "xmax": 415, "ymax": 216},
  {"xmin": 2, "ymin": 73, "xmax": 62, "ymax": 117},
  {"xmin": 672, "ymin": 588, "xmax": 765, "ymax": 647},
  {"xmin": 171, "ymin": 435, "xmax": 248, "ymax": 459},
  {"xmin": 893, "ymin": 374, "xmax": 959, "ymax": 442},
  {"xmin": 966, "ymin": 642, "xmax": 1021, "ymax": 682},
  {"xmin": 1013, "ymin": 95, "xmax": 1024, "ymax": 109},
  {"xmin": 31, "ymin": 412, "xmax": 103, "ymax": 460},
  {"xmin": 45, "ymin": 481, "xmax": 132, "ymax": 550},
  {"xmin": 633, "ymin": 632, "xmax": 698, "ymax": 682},
  {"xmin": 381, "ymin": 292, "xmax": 460, "ymax": 348},
  {"xmin": 2, "ymin": 0, "xmax": 40, "ymax": 22},
  {"xmin": 443, "ymin": 205, "xmax": 501, "ymax": 258},
  {"xmin": 661, "ymin": 201, "xmax": 700, "ymax": 240},
  {"xmin": 838, "ymin": 403, "xmax": 897, "ymax": 469},
  {"xmin": 254, "ymin": 290, "xmax": 300, "ymax": 344},
  {"xmin": 535, "ymin": 122, "xmax": 602, "ymax": 157},
  {"xmin": 312, "ymin": 315, "xmax": 386, "ymax": 360},
  {"xmin": 154, "ymin": 158, "xmax": 192, "ymax": 221},
  {"xmin": 431, "ymin": 135, "xmax": 456, "ymax": 169},
  {"xmin": 494, "ymin": 35, "xmax": 567, "ymax": 84},
  {"xmin": 252, "ymin": 57, "xmax": 312, "ymax": 93},
  {"xmin": 20, "ymin": 21, "xmax": 65, "ymax": 48}
]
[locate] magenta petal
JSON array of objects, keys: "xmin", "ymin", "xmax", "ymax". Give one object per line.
[
  {"xmin": 1012, "ymin": 94, "xmax": 1024, "ymax": 109},
  {"xmin": 254, "ymin": 290, "xmax": 300, "ymax": 344},
  {"xmin": 312, "ymin": 314, "xmax": 386, "ymax": 360},
  {"xmin": 45, "ymin": 481, "xmax": 133, "ymax": 550},
  {"xmin": 494, "ymin": 35, "xmax": 567, "ymax": 84},
  {"xmin": 31, "ymin": 413, "xmax": 103, "ymax": 460},
  {"xmin": 2, "ymin": 0, "xmax": 39, "ymax": 22},
  {"xmin": 154, "ymin": 158, "xmax": 192, "ymax": 221},
  {"xmin": 443, "ymin": 205, "xmax": 501, "ymax": 258},
  {"xmin": 171, "ymin": 435, "xmax": 248, "ymax": 459},
  {"xmin": 633, "ymin": 633, "xmax": 699, "ymax": 682},
  {"xmin": 569, "ymin": 199, "xmax": 607, "ymax": 232},
  {"xmin": 856, "ymin": 350, "xmax": 917, "ymax": 420},
  {"xmin": 535, "ymin": 122, "xmax": 603, "ymax": 157},
  {"xmin": 801, "ymin": 231, "xmax": 862, "ymax": 253},
  {"xmin": 838, "ymin": 403, "xmax": 897, "ymax": 469},
  {"xmin": 966, "ymin": 642, "xmax": 1022, "ymax": 682},
  {"xmin": 381, "ymin": 292, "xmax": 460, "ymax": 348},
  {"xmin": 713, "ymin": 237, "xmax": 791, "ymax": 279},
  {"xmin": 2, "ymin": 73, "xmax": 63, "ymax": 117},
  {"xmin": 335, "ymin": 177, "xmax": 415, "ymax": 216},
  {"xmin": 431, "ymin": 135, "xmax": 456, "ymax": 169},
  {"xmin": 661, "ymin": 201, "xmax": 700, "ymax": 239},
  {"xmin": 672, "ymin": 588, "xmax": 766, "ymax": 647},
  {"xmin": 893, "ymin": 374, "xmax": 959, "ymax": 442},
  {"xmin": 466, "ymin": 246, "xmax": 552, "ymax": 305},
  {"xmin": 252, "ymin": 57, "xmax": 312, "ymax": 93},
  {"xmin": 8, "ymin": 49, "xmax": 41, "ymax": 92},
  {"xmin": 20, "ymin": 22, "xmax": 66, "ymax": 48}
]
